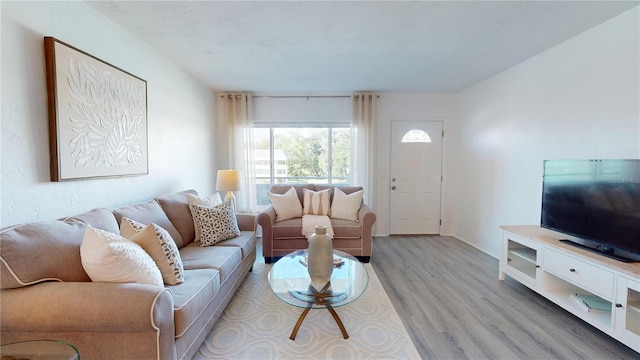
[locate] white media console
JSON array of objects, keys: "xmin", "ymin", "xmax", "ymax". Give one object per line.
[{"xmin": 499, "ymin": 225, "xmax": 639, "ymax": 353}]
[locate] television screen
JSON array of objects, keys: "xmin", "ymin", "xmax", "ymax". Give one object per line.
[{"xmin": 541, "ymin": 159, "xmax": 640, "ymax": 261}]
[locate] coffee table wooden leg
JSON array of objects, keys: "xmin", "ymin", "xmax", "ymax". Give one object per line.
[
  {"xmin": 326, "ymin": 305, "xmax": 349, "ymax": 339},
  {"xmin": 290, "ymin": 307, "xmax": 312, "ymax": 340}
]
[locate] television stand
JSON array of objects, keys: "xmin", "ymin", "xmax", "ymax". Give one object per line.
[
  {"xmin": 558, "ymin": 239, "xmax": 638, "ymax": 263},
  {"xmin": 499, "ymin": 225, "xmax": 640, "ymax": 354}
]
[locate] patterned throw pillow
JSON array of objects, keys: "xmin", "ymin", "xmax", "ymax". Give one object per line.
[
  {"xmin": 303, "ymin": 188, "xmax": 331, "ymax": 216},
  {"xmin": 330, "ymin": 187, "xmax": 364, "ymax": 221},
  {"xmin": 120, "ymin": 217, "xmax": 185, "ymax": 285},
  {"xmin": 187, "ymin": 193, "xmax": 222, "ymax": 242},
  {"xmin": 268, "ymin": 186, "xmax": 303, "ymax": 222},
  {"xmin": 191, "ymin": 201, "xmax": 241, "ymax": 246},
  {"xmin": 80, "ymin": 225, "xmax": 163, "ymax": 286}
]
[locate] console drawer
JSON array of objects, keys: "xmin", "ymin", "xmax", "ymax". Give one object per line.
[{"xmin": 543, "ymin": 248, "xmax": 614, "ymax": 298}]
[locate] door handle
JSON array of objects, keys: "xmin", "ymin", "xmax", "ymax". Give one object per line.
[{"xmin": 391, "ymin": 186, "xmax": 396, "ymax": 190}]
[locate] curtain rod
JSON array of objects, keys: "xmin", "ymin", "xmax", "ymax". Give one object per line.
[
  {"xmin": 219, "ymin": 94, "xmax": 380, "ymax": 99},
  {"xmin": 254, "ymin": 95, "xmax": 380, "ymax": 99}
]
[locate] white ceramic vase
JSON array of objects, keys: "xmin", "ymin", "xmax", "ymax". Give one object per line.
[{"xmin": 307, "ymin": 225, "xmax": 333, "ymax": 292}]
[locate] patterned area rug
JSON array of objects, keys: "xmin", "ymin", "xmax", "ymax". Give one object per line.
[{"xmin": 194, "ymin": 263, "xmax": 420, "ymax": 359}]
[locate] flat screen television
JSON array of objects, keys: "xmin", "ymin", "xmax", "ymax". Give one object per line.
[{"xmin": 541, "ymin": 159, "xmax": 640, "ymax": 262}]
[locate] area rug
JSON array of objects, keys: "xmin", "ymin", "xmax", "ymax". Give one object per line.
[{"xmin": 193, "ymin": 263, "xmax": 420, "ymax": 359}]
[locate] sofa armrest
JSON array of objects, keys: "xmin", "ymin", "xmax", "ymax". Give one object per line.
[
  {"xmin": 359, "ymin": 204, "xmax": 376, "ymax": 257},
  {"xmin": 235, "ymin": 213, "xmax": 257, "ymax": 232},
  {"xmin": 1, "ymin": 281, "xmax": 174, "ymax": 334},
  {"xmin": 257, "ymin": 206, "xmax": 276, "ymax": 258}
]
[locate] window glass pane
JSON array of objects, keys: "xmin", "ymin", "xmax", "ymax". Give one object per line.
[
  {"xmin": 332, "ymin": 128, "xmax": 351, "ymax": 184},
  {"xmin": 253, "ymin": 126, "xmax": 351, "ymax": 205},
  {"xmin": 274, "ymin": 128, "xmax": 328, "ymax": 183},
  {"xmin": 401, "ymin": 129, "xmax": 431, "ymax": 143}
]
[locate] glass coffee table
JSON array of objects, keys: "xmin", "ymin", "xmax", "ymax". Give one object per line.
[
  {"xmin": 0, "ymin": 340, "xmax": 79, "ymax": 359},
  {"xmin": 268, "ymin": 249, "xmax": 369, "ymax": 340}
]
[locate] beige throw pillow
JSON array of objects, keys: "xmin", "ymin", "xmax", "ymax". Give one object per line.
[
  {"xmin": 330, "ymin": 187, "xmax": 364, "ymax": 221},
  {"xmin": 187, "ymin": 193, "xmax": 222, "ymax": 242},
  {"xmin": 303, "ymin": 188, "xmax": 331, "ymax": 216},
  {"xmin": 120, "ymin": 217, "xmax": 185, "ymax": 285},
  {"xmin": 80, "ymin": 225, "xmax": 163, "ymax": 286},
  {"xmin": 191, "ymin": 201, "xmax": 241, "ymax": 246},
  {"xmin": 268, "ymin": 186, "xmax": 303, "ymax": 222}
]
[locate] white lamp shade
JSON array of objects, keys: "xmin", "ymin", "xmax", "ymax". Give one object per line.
[{"xmin": 216, "ymin": 170, "xmax": 240, "ymax": 192}]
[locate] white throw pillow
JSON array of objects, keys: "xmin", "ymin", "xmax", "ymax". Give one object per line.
[
  {"xmin": 268, "ymin": 187, "xmax": 303, "ymax": 222},
  {"xmin": 80, "ymin": 225, "xmax": 163, "ymax": 286},
  {"xmin": 330, "ymin": 188, "xmax": 364, "ymax": 221},
  {"xmin": 120, "ymin": 216, "xmax": 146, "ymax": 238},
  {"xmin": 187, "ymin": 193, "xmax": 223, "ymax": 241},
  {"xmin": 191, "ymin": 201, "xmax": 241, "ymax": 246},
  {"xmin": 303, "ymin": 188, "xmax": 331, "ymax": 216}
]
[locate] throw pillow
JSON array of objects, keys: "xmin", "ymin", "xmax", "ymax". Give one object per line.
[
  {"xmin": 80, "ymin": 225, "xmax": 163, "ymax": 286},
  {"xmin": 268, "ymin": 186, "xmax": 303, "ymax": 222},
  {"xmin": 190, "ymin": 201, "xmax": 241, "ymax": 246},
  {"xmin": 120, "ymin": 216, "xmax": 146, "ymax": 238},
  {"xmin": 187, "ymin": 193, "xmax": 222, "ymax": 242},
  {"xmin": 303, "ymin": 188, "xmax": 331, "ymax": 216},
  {"xmin": 330, "ymin": 187, "xmax": 364, "ymax": 221},
  {"xmin": 121, "ymin": 217, "xmax": 185, "ymax": 285}
]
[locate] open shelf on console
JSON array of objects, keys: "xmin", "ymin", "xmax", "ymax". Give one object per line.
[{"xmin": 543, "ymin": 271, "xmax": 612, "ymax": 331}]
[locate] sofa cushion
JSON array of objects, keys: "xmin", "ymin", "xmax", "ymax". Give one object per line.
[
  {"xmin": 330, "ymin": 187, "xmax": 364, "ymax": 221},
  {"xmin": 268, "ymin": 186, "xmax": 303, "ymax": 222},
  {"xmin": 171, "ymin": 268, "xmax": 221, "ymax": 338},
  {"xmin": 190, "ymin": 202, "xmax": 241, "ymax": 246},
  {"xmin": 0, "ymin": 208, "xmax": 118, "ymax": 289},
  {"xmin": 187, "ymin": 193, "xmax": 222, "ymax": 242},
  {"xmin": 272, "ymin": 218, "xmax": 304, "ymax": 240},
  {"xmin": 303, "ymin": 188, "xmax": 331, "ymax": 216},
  {"xmin": 122, "ymin": 218, "xmax": 185, "ymax": 285},
  {"xmin": 331, "ymin": 218, "xmax": 363, "ymax": 239},
  {"xmin": 215, "ymin": 231, "xmax": 257, "ymax": 260},
  {"xmin": 179, "ymin": 244, "xmax": 242, "ymax": 284},
  {"xmin": 113, "ymin": 200, "xmax": 185, "ymax": 248},
  {"xmin": 80, "ymin": 226, "xmax": 164, "ymax": 286},
  {"xmin": 156, "ymin": 190, "xmax": 198, "ymax": 247}
]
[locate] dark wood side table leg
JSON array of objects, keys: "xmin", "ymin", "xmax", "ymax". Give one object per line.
[
  {"xmin": 290, "ymin": 306, "xmax": 312, "ymax": 340},
  {"xmin": 326, "ymin": 304, "xmax": 349, "ymax": 339}
]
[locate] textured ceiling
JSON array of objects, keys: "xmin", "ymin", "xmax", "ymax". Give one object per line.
[{"xmin": 88, "ymin": 1, "xmax": 639, "ymax": 93}]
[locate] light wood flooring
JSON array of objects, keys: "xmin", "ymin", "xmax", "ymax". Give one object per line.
[{"xmin": 370, "ymin": 235, "xmax": 639, "ymax": 360}]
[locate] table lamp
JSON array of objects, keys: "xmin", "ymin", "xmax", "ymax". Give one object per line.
[{"xmin": 216, "ymin": 169, "xmax": 240, "ymax": 209}]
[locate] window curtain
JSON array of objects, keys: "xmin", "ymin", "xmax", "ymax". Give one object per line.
[
  {"xmin": 217, "ymin": 93, "xmax": 256, "ymax": 213},
  {"xmin": 351, "ymin": 93, "xmax": 378, "ymax": 208}
]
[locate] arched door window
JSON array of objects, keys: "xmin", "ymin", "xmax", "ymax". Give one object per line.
[{"xmin": 401, "ymin": 129, "xmax": 431, "ymax": 143}]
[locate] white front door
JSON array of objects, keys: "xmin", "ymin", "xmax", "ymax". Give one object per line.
[{"xmin": 389, "ymin": 121, "xmax": 443, "ymax": 234}]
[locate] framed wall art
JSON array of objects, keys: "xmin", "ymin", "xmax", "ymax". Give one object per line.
[{"xmin": 44, "ymin": 36, "xmax": 148, "ymax": 181}]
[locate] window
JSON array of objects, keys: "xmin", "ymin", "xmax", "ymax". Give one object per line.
[
  {"xmin": 401, "ymin": 129, "xmax": 431, "ymax": 143},
  {"xmin": 254, "ymin": 127, "xmax": 350, "ymax": 205}
]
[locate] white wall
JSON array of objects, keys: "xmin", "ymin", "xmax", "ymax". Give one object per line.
[
  {"xmin": 453, "ymin": 8, "xmax": 640, "ymax": 257},
  {"xmin": 1, "ymin": 1, "xmax": 217, "ymax": 227}
]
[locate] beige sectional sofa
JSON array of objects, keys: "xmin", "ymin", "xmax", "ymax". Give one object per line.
[
  {"xmin": 0, "ymin": 189, "xmax": 256, "ymax": 360},
  {"xmin": 258, "ymin": 184, "xmax": 376, "ymax": 263}
]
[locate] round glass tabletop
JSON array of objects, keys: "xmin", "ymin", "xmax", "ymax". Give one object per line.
[
  {"xmin": 1, "ymin": 340, "xmax": 79, "ymax": 359},
  {"xmin": 268, "ymin": 249, "xmax": 369, "ymax": 309}
]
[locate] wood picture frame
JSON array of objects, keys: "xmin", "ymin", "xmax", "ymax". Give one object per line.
[{"xmin": 44, "ymin": 37, "xmax": 148, "ymax": 181}]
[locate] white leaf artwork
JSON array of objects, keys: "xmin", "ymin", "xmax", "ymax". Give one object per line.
[{"xmin": 45, "ymin": 37, "xmax": 148, "ymax": 181}]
